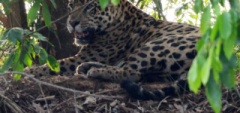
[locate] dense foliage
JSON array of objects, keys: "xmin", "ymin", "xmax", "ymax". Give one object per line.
[
  {"xmin": 188, "ymin": 1, "xmax": 240, "ymax": 113},
  {"xmin": 0, "ymin": 0, "xmax": 59, "ymax": 79}
]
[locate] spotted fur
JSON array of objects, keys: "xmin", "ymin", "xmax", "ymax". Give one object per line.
[{"xmin": 25, "ymin": 0, "xmax": 201, "ymax": 100}]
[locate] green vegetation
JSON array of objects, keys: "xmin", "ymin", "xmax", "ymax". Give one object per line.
[
  {"xmin": 187, "ymin": 1, "xmax": 240, "ymax": 113},
  {"xmin": 0, "ymin": 0, "xmax": 59, "ymax": 79}
]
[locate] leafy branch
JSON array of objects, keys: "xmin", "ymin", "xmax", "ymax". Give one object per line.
[
  {"xmin": 0, "ymin": 0, "xmax": 60, "ymax": 79},
  {"xmin": 188, "ymin": 0, "xmax": 240, "ymax": 113}
]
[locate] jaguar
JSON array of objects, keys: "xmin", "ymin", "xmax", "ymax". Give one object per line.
[{"xmin": 25, "ymin": 0, "xmax": 201, "ymax": 100}]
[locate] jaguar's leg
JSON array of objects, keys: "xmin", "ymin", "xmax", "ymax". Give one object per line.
[
  {"xmin": 75, "ymin": 62, "xmax": 142, "ymax": 83},
  {"xmin": 75, "ymin": 62, "xmax": 108, "ymax": 75}
]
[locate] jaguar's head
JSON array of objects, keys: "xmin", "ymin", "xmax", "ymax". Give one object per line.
[{"xmin": 67, "ymin": 0, "xmax": 121, "ymax": 46}]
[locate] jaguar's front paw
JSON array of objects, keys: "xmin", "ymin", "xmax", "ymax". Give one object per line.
[
  {"xmin": 86, "ymin": 68, "xmax": 113, "ymax": 81},
  {"xmin": 75, "ymin": 62, "xmax": 106, "ymax": 75}
]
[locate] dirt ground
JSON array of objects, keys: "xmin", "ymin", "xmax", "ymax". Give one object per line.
[{"xmin": 0, "ymin": 73, "xmax": 240, "ymax": 113}]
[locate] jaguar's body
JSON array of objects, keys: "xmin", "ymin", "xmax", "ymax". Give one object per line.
[{"xmin": 26, "ymin": 0, "xmax": 201, "ymax": 100}]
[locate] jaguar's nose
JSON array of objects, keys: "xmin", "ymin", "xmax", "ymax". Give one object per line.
[{"xmin": 69, "ymin": 20, "xmax": 80, "ymax": 28}]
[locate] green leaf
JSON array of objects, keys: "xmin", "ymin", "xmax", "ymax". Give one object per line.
[
  {"xmin": 200, "ymin": 5, "xmax": 211, "ymax": 34},
  {"xmin": 219, "ymin": 0, "xmax": 225, "ymax": 6},
  {"xmin": 219, "ymin": 54, "xmax": 236, "ymax": 89},
  {"xmin": 99, "ymin": 0, "xmax": 109, "ymax": 10},
  {"xmin": 210, "ymin": 16, "xmax": 220, "ymax": 41},
  {"xmin": 206, "ymin": 75, "xmax": 222, "ymax": 113},
  {"xmin": 22, "ymin": 49, "xmax": 33, "ymax": 67},
  {"xmin": 213, "ymin": 3, "xmax": 221, "ymax": 16},
  {"xmin": 230, "ymin": 9, "xmax": 238, "ymax": 23},
  {"xmin": 23, "ymin": 29, "xmax": 32, "ymax": 35},
  {"xmin": 27, "ymin": 0, "xmax": 40, "ymax": 26},
  {"xmin": 175, "ymin": 7, "xmax": 183, "ymax": 16},
  {"xmin": 13, "ymin": 63, "xmax": 24, "ymax": 80},
  {"xmin": 219, "ymin": 12, "xmax": 232, "ymax": 39},
  {"xmin": 210, "ymin": 0, "xmax": 219, "ymax": 7},
  {"xmin": 33, "ymin": 44, "xmax": 41, "ymax": 53},
  {"xmin": 14, "ymin": 74, "xmax": 22, "ymax": 80},
  {"xmin": 8, "ymin": 27, "xmax": 24, "ymax": 44},
  {"xmin": 13, "ymin": 47, "xmax": 21, "ymax": 63},
  {"xmin": 39, "ymin": 48, "xmax": 48, "ymax": 64},
  {"xmin": 213, "ymin": 70, "xmax": 220, "ymax": 84},
  {"xmin": 50, "ymin": 0, "xmax": 57, "ymax": 8},
  {"xmin": 194, "ymin": 0, "xmax": 203, "ymax": 13},
  {"xmin": 220, "ymin": 68, "xmax": 235, "ymax": 89},
  {"xmin": 0, "ymin": 53, "xmax": 14, "ymax": 72},
  {"xmin": 196, "ymin": 36, "xmax": 204, "ymax": 51},
  {"xmin": 188, "ymin": 59, "xmax": 201, "ymax": 93},
  {"xmin": 33, "ymin": 45, "xmax": 48, "ymax": 64},
  {"xmin": 111, "ymin": 0, "xmax": 120, "ymax": 6},
  {"xmin": 223, "ymin": 29, "xmax": 236, "ymax": 59},
  {"xmin": 2, "ymin": 0, "xmax": 10, "ymax": 7},
  {"xmin": 1, "ymin": 29, "xmax": 10, "ymax": 40},
  {"xmin": 215, "ymin": 39, "xmax": 221, "ymax": 56},
  {"xmin": 2, "ymin": 0, "xmax": 10, "ymax": 14},
  {"xmin": 190, "ymin": 12, "xmax": 198, "ymax": 19},
  {"xmin": 47, "ymin": 55, "xmax": 60, "ymax": 72},
  {"xmin": 201, "ymin": 47, "xmax": 213, "ymax": 85},
  {"xmin": 32, "ymin": 32, "xmax": 47, "ymax": 41},
  {"xmin": 212, "ymin": 55, "xmax": 222, "ymax": 72},
  {"xmin": 212, "ymin": 41, "xmax": 222, "ymax": 82},
  {"xmin": 27, "ymin": 41, "xmax": 36, "ymax": 59},
  {"xmin": 42, "ymin": 0, "xmax": 52, "ymax": 27},
  {"xmin": 223, "ymin": 42, "xmax": 234, "ymax": 60},
  {"xmin": 197, "ymin": 50, "xmax": 207, "ymax": 67}
]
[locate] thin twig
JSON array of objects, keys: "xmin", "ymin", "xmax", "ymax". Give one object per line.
[
  {"xmin": 38, "ymin": 84, "xmax": 51, "ymax": 113},
  {"xmin": 52, "ymin": 88, "xmax": 121, "ymax": 111},
  {"xmin": 23, "ymin": 12, "xmax": 70, "ymax": 38},
  {"xmin": 157, "ymin": 96, "xmax": 169, "ymax": 109},
  {"xmin": 0, "ymin": 94, "xmax": 24, "ymax": 113},
  {"xmin": 0, "ymin": 71, "xmax": 122, "ymax": 100}
]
